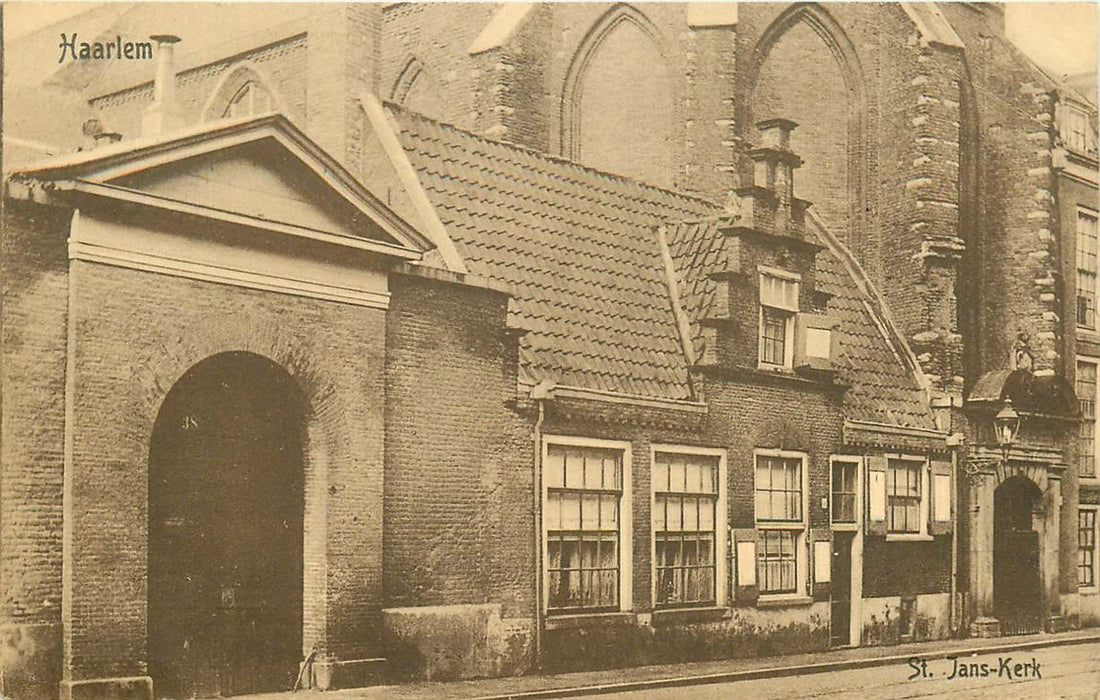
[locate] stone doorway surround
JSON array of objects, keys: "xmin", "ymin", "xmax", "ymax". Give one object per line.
[{"xmin": 964, "ymin": 369, "xmax": 1076, "ymax": 638}]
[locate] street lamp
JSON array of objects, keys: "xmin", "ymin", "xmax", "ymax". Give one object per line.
[
  {"xmin": 963, "ymin": 398, "xmax": 1020, "ymax": 481},
  {"xmin": 993, "ymin": 399, "xmax": 1020, "ymax": 462}
]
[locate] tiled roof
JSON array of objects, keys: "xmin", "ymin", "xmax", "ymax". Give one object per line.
[
  {"xmin": 388, "ymin": 104, "xmax": 935, "ymax": 428},
  {"xmin": 668, "ymin": 217, "xmax": 936, "ymax": 430},
  {"xmin": 388, "ymin": 104, "xmax": 717, "ymax": 400},
  {"xmin": 811, "ymin": 223, "xmax": 937, "ymax": 430}
]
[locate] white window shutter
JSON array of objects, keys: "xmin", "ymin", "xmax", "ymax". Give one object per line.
[{"xmin": 866, "ymin": 455, "xmax": 888, "ymax": 536}]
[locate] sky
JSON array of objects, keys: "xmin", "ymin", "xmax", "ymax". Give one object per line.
[{"xmin": 3, "ymin": 1, "xmax": 1099, "ymax": 77}]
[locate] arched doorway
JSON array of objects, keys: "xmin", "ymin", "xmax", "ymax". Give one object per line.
[
  {"xmin": 992, "ymin": 475, "xmax": 1043, "ymax": 635},
  {"xmin": 149, "ymin": 352, "xmax": 305, "ymax": 697}
]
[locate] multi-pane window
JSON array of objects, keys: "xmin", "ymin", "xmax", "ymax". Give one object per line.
[
  {"xmin": 757, "ymin": 530, "xmax": 798, "ymax": 594},
  {"xmin": 545, "ymin": 444, "xmax": 623, "ymax": 613},
  {"xmin": 759, "ymin": 272, "xmax": 799, "ymax": 368},
  {"xmin": 831, "ymin": 460, "xmax": 859, "ymax": 524},
  {"xmin": 887, "ymin": 459, "xmax": 923, "ymax": 534},
  {"xmin": 755, "ymin": 455, "xmax": 803, "ymax": 522},
  {"xmin": 1080, "ymin": 509, "xmax": 1097, "ymax": 589},
  {"xmin": 653, "ymin": 452, "xmax": 718, "ymax": 607},
  {"xmin": 1063, "ymin": 104, "xmax": 1097, "ymax": 155},
  {"xmin": 1078, "ymin": 360, "xmax": 1097, "ymax": 478},
  {"xmin": 1078, "ymin": 209, "xmax": 1099, "ymax": 329},
  {"xmin": 755, "ymin": 453, "xmax": 805, "ymax": 596}
]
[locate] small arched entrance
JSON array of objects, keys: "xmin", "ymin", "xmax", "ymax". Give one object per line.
[
  {"xmin": 992, "ymin": 475, "xmax": 1043, "ymax": 635},
  {"xmin": 149, "ymin": 352, "xmax": 305, "ymax": 697}
]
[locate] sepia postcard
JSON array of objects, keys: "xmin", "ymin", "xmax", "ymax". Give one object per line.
[{"xmin": 1, "ymin": 2, "xmax": 1098, "ymax": 698}]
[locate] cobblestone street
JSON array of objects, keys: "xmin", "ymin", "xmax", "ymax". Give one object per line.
[
  {"xmin": 601, "ymin": 640, "xmax": 1100, "ymax": 699},
  {"xmin": 238, "ymin": 630, "xmax": 1100, "ymax": 700}
]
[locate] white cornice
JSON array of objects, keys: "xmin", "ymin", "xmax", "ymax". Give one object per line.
[{"xmin": 70, "ymin": 240, "xmax": 390, "ymax": 309}]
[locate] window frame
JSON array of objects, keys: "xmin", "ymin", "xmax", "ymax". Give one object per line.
[
  {"xmin": 1080, "ymin": 507, "xmax": 1098, "ymax": 594},
  {"xmin": 1062, "ymin": 102, "xmax": 1097, "ymax": 156},
  {"xmin": 1077, "ymin": 357, "xmax": 1099, "ymax": 481},
  {"xmin": 753, "ymin": 449, "xmax": 809, "ymax": 599},
  {"xmin": 829, "ymin": 456, "xmax": 863, "ymax": 531},
  {"xmin": 541, "ymin": 435, "xmax": 633, "ymax": 616},
  {"xmin": 1077, "ymin": 207, "xmax": 1099, "ymax": 331},
  {"xmin": 885, "ymin": 455, "xmax": 931, "ymax": 541},
  {"xmin": 758, "ymin": 267, "xmax": 801, "ymax": 370},
  {"xmin": 649, "ymin": 445, "xmax": 728, "ymax": 609}
]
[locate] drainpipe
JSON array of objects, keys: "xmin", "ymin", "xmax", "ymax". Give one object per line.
[
  {"xmin": 142, "ymin": 35, "xmax": 185, "ymax": 137},
  {"xmin": 530, "ymin": 381, "xmax": 554, "ymax": 672}
]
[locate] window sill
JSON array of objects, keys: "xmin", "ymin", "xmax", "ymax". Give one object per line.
[
  {"xmin": 544, "ymin": 611, "xmax": 635, "ymax": 630},
  {"xmin": 651, "ymin": 605, "xmax": 731, "ymax": 626},
  {"xmin": 886, "ymin": 533, "xmax": 934, "ymax": 542},
  {"xmin": 756, "ymin": 594, "xmax": 814, "ymax": 609},
  {"xmin": 831, "ymin": 523, "xmax": 860, "ymax": 532}
]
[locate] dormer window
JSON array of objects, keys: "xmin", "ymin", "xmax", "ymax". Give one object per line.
[
  {"xmin": 1062, "ymin": 103, "xmax": 1097, "ymax": 157},
  {"xmin": 759, "ymin": 269, "xmax": 800, "ymax": 369}
]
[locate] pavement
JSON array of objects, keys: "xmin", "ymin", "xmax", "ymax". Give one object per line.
[{"xmin": 238, "ymin": 628, "xmax": 1100, "ymax": 700}]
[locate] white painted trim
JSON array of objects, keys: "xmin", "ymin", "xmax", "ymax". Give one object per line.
[
  {"xmin": 883, "ymin": 454, "xmax": 931, "ymax": 539},
  {"xmin": 359, "ymin": 92, "xmax": 469, "ymax": 274},
  {"xmin": 66, "ymin": 180, "xmax": 420, "ymax": 260},
  {"xmin": 69, "ymin": 241, "xmax": 390, "ymax": 310},
  {"xmin": 758, "ymin": 270, "xmax": 799, "ymax": 370},
  {"xmin": 850, "ymin": 530, "xmax": 864, "ymax": 646},
  {"xmin": 753, "ymin": 449, "xmax": 810, "ymax": 599},
  {"xmin": 541, "ymin": 436, "xmax": 633, "ymax": 615},
  {"xmin": 757, "ymin": 265, "xmax": 802, "ymax": 283},
  {"xmin": 17, "ymin": 114, "xmax": 433, "ymax": 255},
  {"xmin": 1080, "ymin": 506, "xmax": 1099, "ymax": 594},
  {"xmin": 829, "ymin": 455, "xmax": 863, "ymax": 531},
  {"xmin": 1076, "ymin": 356, "xmax": 1100, "ymax": 482},
  {"xmin": 649, "ymin": 445, "xmax": 728, "ymax": 608},
  {"xmin": 1077, "ymin": 210, "xmax": 1100, "ymax": 334}
]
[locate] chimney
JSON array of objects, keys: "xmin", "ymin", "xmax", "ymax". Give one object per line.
[
  {"xmin": 739, "ymin": 118, "xmax": 809, "ymax": 239},
  {"xmin": 142, "ymin": 35, "xmax": 185, "ymax": 138}
]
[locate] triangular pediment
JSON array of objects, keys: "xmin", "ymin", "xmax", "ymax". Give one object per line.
[
  {"xmin": 108, "ymin": 140, "xmax": 390, "ymax": 243},
  {"xmin": 12, "ymin": 114, "xmax": 436, "ymax": 258}
]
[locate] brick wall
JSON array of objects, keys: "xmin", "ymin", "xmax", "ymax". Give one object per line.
[
  {"xmin": 383, "ymin": 273, "xmax": 534, "ymax": 619},
  {"xmin": 90, "ymin": 35, "xmax": 309, "ymax": 140},
  {"xmin": 62, "ymin": 252, "xmax": 387, "ymax": 678},
  {"xmin": 862, "ymin": 537, "xmax": 952, "ymax": 597},
  {"xmin": 381, "ymin": 3, "xmax": 497, "ymax": 128},
  {"xmin": 748, "ymin": 19, "xmax": 852, "ymax": 243},
  {"xmin": 0, "ymin": 202, "xmax": 70, "ymax": 699}
]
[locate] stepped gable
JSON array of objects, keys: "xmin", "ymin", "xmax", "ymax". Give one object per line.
[
  {"xmin": 387, "ymin": 103, "xmax": 719, "ymax": 400},
  {"xmin": 667, "ymin": 216, "xmax": 937, "ymax": 430}
]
